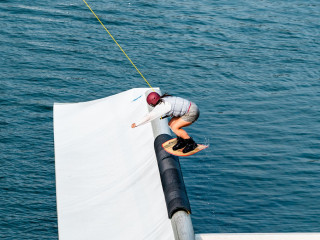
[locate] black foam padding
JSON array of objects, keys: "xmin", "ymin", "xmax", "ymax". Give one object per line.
[{"xmin": 154, "ymin": 134, "xmax": 191, "ymax": 218}]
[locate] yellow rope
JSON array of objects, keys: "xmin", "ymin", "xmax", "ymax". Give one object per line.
[{"xmin": 82, "ymin": 0, "xmax": 154, "ymax": 91}]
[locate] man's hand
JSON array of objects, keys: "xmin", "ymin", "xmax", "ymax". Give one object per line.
[{"xmin": 131, "ymin": 123, "xmax": 136, "ymax": 128}]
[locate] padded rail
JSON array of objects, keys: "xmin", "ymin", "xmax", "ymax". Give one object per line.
[{"xmin": 154, "ymin": 134, "xmax": 192, "ymax": 218}]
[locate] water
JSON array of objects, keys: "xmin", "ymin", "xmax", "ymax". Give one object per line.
[{"xmin": 1, "ymin": 0, "xmax": 320, "ymax": 238}]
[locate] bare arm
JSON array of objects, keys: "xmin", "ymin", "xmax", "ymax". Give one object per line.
[{"xmin": 131, "ymin": 102, "xmax": 171, "ymax": 128}]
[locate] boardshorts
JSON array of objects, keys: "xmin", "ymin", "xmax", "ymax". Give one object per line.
[{"xmin": 181, "ymin": 102, "xmax": 200, "ymax": 123}]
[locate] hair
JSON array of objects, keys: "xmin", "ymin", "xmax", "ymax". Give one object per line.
[
  {"xmin": 160, "ymin": 93, "xmax": 171, "ymax": 98},
  {"xmin": 158, "ymin": 93, "xmax": 172, "ymax": 105}
]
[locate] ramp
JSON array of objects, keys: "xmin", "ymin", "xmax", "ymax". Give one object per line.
[{"xmin": 54, "ymin": 88, "xmax": 174, "ymax": 240}]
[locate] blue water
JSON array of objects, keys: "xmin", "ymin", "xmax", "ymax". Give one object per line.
[{"xmin": 1, "ymin": 0, "xmax": 320, "ymax": 238}]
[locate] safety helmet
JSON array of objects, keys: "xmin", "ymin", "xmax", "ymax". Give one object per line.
[{"xmin": 146, "ymin": 92, "xmax": 160, "ymax": 107}]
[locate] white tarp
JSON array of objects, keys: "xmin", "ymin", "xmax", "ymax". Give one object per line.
[{"xmin": 54, "ymin": 88, "xmax": 174, "ymax": 240}]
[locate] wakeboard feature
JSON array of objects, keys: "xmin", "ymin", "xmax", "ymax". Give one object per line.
[{"xmin": 162, "ymin": 138, "xmax": 208, "ymax": 157}]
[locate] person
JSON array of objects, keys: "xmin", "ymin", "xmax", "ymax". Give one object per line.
[{"xmin": 131, "ymin": 92, "xmax": 200, "ymax": 153}]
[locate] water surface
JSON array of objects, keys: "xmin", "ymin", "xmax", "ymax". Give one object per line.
[{"xmin": 1, "ymin": 0, "xmax": 320, "ymax": 238}]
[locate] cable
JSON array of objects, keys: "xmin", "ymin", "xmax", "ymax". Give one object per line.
[{"xmin": 82, "ymin": 0, "xmax": 154, "ymax": 91}]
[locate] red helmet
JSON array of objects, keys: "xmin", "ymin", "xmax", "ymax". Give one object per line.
[{"xmin": 147, "ymin": 92, "xmax": 160, "ymax": 107}]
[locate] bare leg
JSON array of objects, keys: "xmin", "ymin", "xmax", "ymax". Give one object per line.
[
  {"xmin": 168, "ymin": 117, "xmax": 192, "ymax": 139},
  {"xmin": 168, "ymin": 117, "xmax": 179, "ymax": 128}
]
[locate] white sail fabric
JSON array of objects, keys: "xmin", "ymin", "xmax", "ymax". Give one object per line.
[{"xmin": 54, "ymin": 88, "xmax": 174, "ymax": 240}]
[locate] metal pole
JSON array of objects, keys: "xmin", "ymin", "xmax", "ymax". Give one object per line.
[{"xmin": 146, "ymin": 90, "xmax": 195, "ymax": 240}]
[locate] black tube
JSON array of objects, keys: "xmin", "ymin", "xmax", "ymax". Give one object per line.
[{"xmin": 154, "ymin": 134, "xmax": 191, "ymax": 219}]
